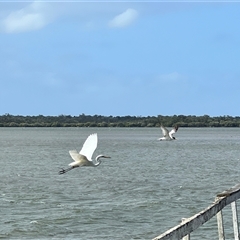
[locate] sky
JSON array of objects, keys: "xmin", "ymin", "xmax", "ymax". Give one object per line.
[{"xmin": 0, "ymin": 1, "xmax": 240, "ymax": 117}]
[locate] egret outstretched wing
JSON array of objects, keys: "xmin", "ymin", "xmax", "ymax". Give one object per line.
[
  {"xmin": 169, "ymin": 126, "xmax": 178, "ymax": 137},
  {"xmin": 69, "ymin": 150, "xmax": 81, "ymax": 162},
  {"xmin": 79, "ymin": 133, "xmax": 98, "ymax": 161},
  {"xmin": 161, "ymin": 126, "xmax": 169, "ymax": 137}
]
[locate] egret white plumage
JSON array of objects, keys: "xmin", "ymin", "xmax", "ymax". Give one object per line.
[
  {"xmin": 59, "ymin": 133, "xmax": 110, "ymax": 174},
  {"xmin": 158, "ymin": 125, "xmax": 178, "ymax": 141}
]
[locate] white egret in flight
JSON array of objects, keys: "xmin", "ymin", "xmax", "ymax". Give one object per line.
[
  {"xmin": 158, "ymin": 125, "xmax": 179, "ymax": 141},
  {"xmin": 59, "ymin": 133, "xmax": 110, "ymax": 174}
]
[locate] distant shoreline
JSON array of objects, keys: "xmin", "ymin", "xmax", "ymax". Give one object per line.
[{"xmin": 0, "ymin": 114, "xmax": 239, "ymax": 127}]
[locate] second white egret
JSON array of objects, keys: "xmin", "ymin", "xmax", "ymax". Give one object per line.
[{"xmin": 158, "ymin": 125, "xmax": 179, "ymax": 141}]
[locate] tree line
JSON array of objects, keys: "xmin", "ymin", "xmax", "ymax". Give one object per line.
[{"xmin": 0, "ymin": 114, "xmax": 240, "ymax": 127}]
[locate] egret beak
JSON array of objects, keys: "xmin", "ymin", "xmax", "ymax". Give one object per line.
[{"xmin": 103, "ymin": 156, "xmax": 111, "ymax": 158}]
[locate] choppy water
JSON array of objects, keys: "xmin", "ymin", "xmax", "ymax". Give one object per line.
[{"xmin": 1, "ymin": 127, "xmax": 240, "ymax": 239}]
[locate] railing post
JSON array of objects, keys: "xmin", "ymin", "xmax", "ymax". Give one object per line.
[
  {"xmin": 216, "ymin": 209, "xmax": 225, "ymax": 240},
  {"xmin": 181, "ymin": 218, "xmax": 190, "ymax": 240},
  {"xmin": 182, "ymin": 235, "xmax": 190, "ymax": 240},
  {"xmin": 231, "ymin": 201, "xmax": 239, "ymax": 240}
]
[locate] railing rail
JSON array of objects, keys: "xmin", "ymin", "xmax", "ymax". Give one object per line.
[{"xmin": 153, "ymin": 184, "xmax": 240, "ymax": 240}]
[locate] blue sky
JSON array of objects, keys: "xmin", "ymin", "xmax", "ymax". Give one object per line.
[{"xmin": 0, "ymin": 1, "xmax": 240, "ymax": 117}]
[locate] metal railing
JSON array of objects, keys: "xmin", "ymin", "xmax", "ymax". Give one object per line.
[{"xmin": 153, "ymin": 184, "xmax": 240, "ymax": 240}]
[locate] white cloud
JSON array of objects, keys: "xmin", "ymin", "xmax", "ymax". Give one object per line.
[
  {"xmin": 1, "ymin": 2, "xmax": 52, "ymax": 33},
  {"xmin": 1, "ymin": 4, "xmax": 139, "ymax": 33},
  {"xmin": 108, "ymin": 8, "xmax": 138, "ymax": 28}
]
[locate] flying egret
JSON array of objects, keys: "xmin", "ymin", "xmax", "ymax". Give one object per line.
[
  {"xmin": 59, "ymin": 133, "xmax": 110, "ymax": 174},
  {"xmin": 158, "ymin": 125, "xmax": 179, "ymax": 141}
]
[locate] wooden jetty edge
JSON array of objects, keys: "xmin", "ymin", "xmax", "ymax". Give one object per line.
[{"xmin": 152, "ymin": 183, "xmax": 240, "ymax": 240}]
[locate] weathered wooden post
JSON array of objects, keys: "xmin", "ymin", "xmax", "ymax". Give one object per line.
[
  {"xmin": 181, "ymin": 218, "xmax": 190, "ymax": 240},
  {"xmin": 216, "ymin": 208, "xmax": 225, "ymax": 240},
  {"xmin": 231, "ymin": 201, "xmax": 239, "ymax": 240},
  {"xmin": 182, "ymin": 235, "xmax": 190, "ymax": 240}
]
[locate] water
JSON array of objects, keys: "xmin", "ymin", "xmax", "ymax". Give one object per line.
[{"xmin": 0, "ymin": 127, "xmax": 240, "ymax": 239}]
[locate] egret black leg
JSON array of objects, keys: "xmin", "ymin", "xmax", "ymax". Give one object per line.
[{"xmin": 58, "ymin": 167, "xmax": 73, "ymax": 175}]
